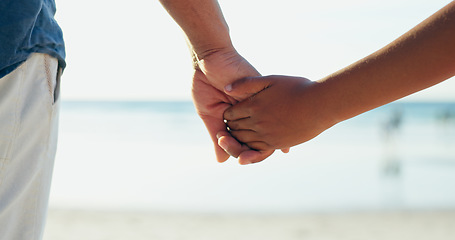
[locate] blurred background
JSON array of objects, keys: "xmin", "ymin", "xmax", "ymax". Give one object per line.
[{"xmin": 44, "ymin": 0, "xmax": 455, "ymax": 239}]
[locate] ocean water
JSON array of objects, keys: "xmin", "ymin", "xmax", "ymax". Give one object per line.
[{"xmin": 49, "ymin": 101, "xmax": 455, "ymax": 213}]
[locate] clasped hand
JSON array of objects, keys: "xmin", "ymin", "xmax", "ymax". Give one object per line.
[
  {"xmin": 191, "ymin": 48, "xmax": 275, "ymax": 165},
  {"xmin": 193, "ymin": 49, "xmax": 334, "ymax": 165},
  {"xmin": 219, "ymin": 75, "xmax": 335, "ymax": 164}
]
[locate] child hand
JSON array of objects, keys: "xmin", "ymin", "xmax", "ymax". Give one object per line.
[{"xmin": 223, "ymin": 75, "xmax": 335, "ymax": 151}]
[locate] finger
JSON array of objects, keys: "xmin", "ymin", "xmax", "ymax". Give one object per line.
[
  {"xmin": 229, "ymin": 129, "xmax": 260, "ymax": 144},
  {"xmin": 281, "ymin": 148, "xmax": 291, "ymax": 153},
  {"xmin": 225, "ymin": 117, "xmax": 255, "ymax": 131},
  {"xmin": 223, "ymin": 100, "xmax": 251, "ymax": 121},
  {"xmin": 216, "ymin": 131, "xmax": 250, "ymax": 158},
  {"xmin": 200, "ymin": 115, "xmax": 233, "ymax": 163},
  {"xmin": 238, "ymin": 149, "xmax": 274, "ymax": 165},
  {"xmin": 224, "ymin": 76, "xmax": 273, "ymax": 99},
  {"xmin": 245, "ymin": 141, "xmax": 274, "ymax": 152}
]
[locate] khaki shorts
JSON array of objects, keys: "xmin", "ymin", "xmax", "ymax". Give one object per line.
[{"xmin": 0, "ymin": 53, "xmax": 61, "ymax": 240}]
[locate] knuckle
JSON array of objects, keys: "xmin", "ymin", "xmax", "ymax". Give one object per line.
[
  {"xmin": 226, "ymin": 121, "xmax": 238, "ymax": 130},
  {"xmin": 249, "ymin": 142, "xmax": 268, "ymax": 151},
  {"xmin": 223, "ymin": 109, "xmax": 233, "ymax": 120}
]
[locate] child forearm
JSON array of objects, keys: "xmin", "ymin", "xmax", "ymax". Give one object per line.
[{"xmin": 318, "ymin": 1, "xmax": 455, "ymax": 125}]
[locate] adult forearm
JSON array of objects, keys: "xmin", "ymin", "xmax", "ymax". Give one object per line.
[
  {"xmin": 319, "ymin": 1, "xmax": 455, "ymax": 125},
  {"xmin": 159, "ymin": 0, "xmax": 233, "ymax": 59}
]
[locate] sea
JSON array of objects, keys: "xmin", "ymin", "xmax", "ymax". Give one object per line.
[{"xmin": 48, "ymin": 101, "xmax": 455, "ymax": 213}]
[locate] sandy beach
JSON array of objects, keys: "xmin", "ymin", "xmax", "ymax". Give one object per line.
[
  {"xmin": 46, "ymin": 101, "xmax": 455, "ymax": 240},
  {"xmin": 43, "ymin": 209, "xmax": 455, "ymax": 240}
]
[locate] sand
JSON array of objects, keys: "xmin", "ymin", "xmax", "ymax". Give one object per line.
[{"xmin": 43, "ymin": 209, "xmax": 455, "ymax": 240}]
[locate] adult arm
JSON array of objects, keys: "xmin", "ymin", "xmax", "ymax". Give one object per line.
[
  {"xmin": 159, "ymin": 0, "xmax": 231, "ymax": 70},
  {"xmin": 159, "ymin": 0, "xmax": 276, "ymax": 163}
]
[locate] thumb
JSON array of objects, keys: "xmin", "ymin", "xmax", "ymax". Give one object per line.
[{"xmin": 224, "ymin": 76, "xmax": 272, "ymax": 99}]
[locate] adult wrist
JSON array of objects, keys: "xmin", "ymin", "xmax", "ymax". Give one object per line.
[
  {"xmin": 188, "ymin": 38, "xmax": 235, "ymax": 72},
  {"xmin": 191, "ymin": 41, "xmax": 235, "ymax": 62}
]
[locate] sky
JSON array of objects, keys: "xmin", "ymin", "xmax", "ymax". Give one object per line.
[{"xmin": 55, "ymin": 0, "xmax": 454, "ymax": 101}]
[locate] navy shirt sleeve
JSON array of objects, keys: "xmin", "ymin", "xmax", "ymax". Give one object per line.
[{"xmin": 0, "ymin": 0, "xmax": 65, "ymax": 78}]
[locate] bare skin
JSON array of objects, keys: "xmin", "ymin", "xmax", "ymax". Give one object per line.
[
  {"xmin": 159, "ymin": 0, "xmax": 277, "ymax": 163},
  {"xmin": 222, "ymin": 1, "xmax": 455, "ymax": 163}
]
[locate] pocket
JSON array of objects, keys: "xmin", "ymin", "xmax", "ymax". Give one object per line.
[
  {"xmin": 43, "ymin": 54, "xmax": 61, "ymax": 105},
  {"xmin": 53, "ymin": 67, "xmax": 62, "ymax": 104}
]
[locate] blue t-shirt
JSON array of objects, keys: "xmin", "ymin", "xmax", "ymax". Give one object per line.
[{"xmin": 0, "ymin": 0, "xmax": 66, "ymax": 78}]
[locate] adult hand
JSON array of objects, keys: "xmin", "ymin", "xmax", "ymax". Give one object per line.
[{"xmin": 191, "ymin": 48, "xmax": 275, "ymax": 164}]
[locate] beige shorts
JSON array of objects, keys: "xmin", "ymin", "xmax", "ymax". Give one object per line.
[{"xmin": 0, "ymin": 53, "xmax": 61, "ymax": 240}]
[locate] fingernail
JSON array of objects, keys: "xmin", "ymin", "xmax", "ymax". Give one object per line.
[
  {"xmin": 239, "ymin": 159, "xmax": 251, "ymax": 165},
  {"xmin": 225, "ymin": 84, "xmax": 233, "ymax": 92},
  {"xmin": 218, "ymin": 139, "xmax": 228, "ymax": 150}
]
